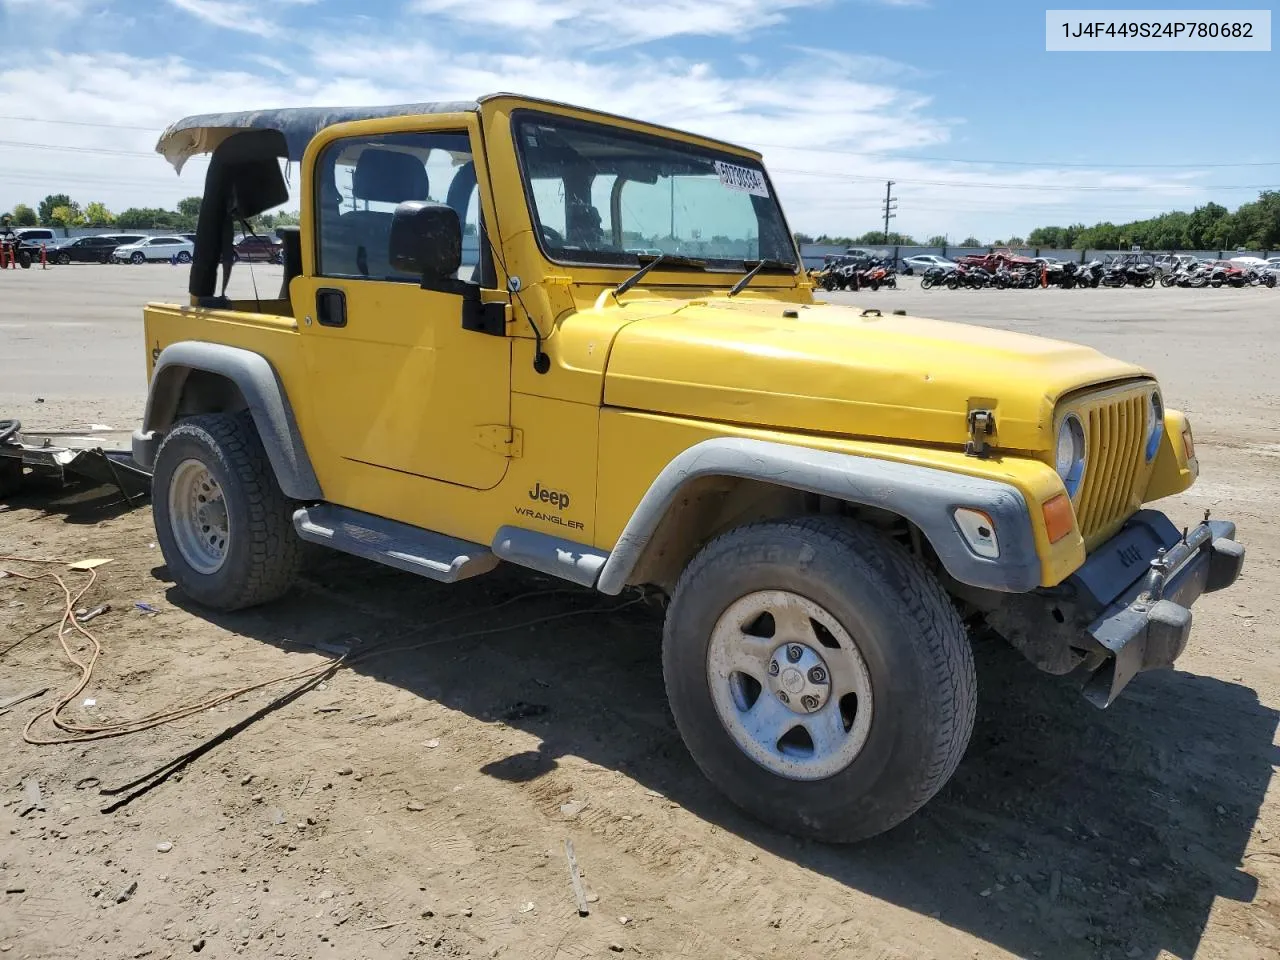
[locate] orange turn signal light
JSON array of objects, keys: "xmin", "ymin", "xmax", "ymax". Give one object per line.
[{"xmin": 1043, "ymin": 494, "xmax": 1075, "ymax": 544}]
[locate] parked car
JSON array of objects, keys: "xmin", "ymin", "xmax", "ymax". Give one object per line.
[
  {"xmin": 900, "ymin": 254, "xmax": 955, "ymax": 276},
  {"xmin": 100, "ymin": 233, "xmax": 148, "ymax": 246},
  {"xmin": 14, "ymin": 227, "xmax": 57, "ymax": 246},
  {"xmin": 233, "ymin": 234, "xmax": 284, "ymax": 263},
  {"xmin": 112, "ymin": 236, "xmax": 195, "ymax": 264},
  {"xmin": 47, "ymin": 235, "xmax": 121, "ymax": 264}
]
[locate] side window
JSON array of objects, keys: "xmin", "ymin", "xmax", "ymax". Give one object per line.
[{"xmin": 316, "ymin": 130, "xmax": 479, "ymax": 282}]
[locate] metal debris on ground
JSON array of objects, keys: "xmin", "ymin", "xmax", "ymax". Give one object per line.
[
  {"xmin": 0, "ymin": 687, "xmax": 49, "ymax": 712},
  {"xmin": 134, "ymin": 602, "xmax": 161, "ymax": 615},
  {"xmin": 75, "ymin": 604, "xmax": 111, "ymax": 623},
  {"xmin": 564, "ymin": 839, "xmax": 590, "ymax": 917},
  {"xmin": 20, "ymin": 778, "xmax": 44, "ymax": 815}
]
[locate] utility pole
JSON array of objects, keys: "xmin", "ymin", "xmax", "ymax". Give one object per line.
[{"xmin": 881, "ymin": 180, "xmax": 897, "ymax": 244}]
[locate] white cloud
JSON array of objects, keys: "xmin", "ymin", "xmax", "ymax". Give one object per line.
[
  {"xmin": 0, "ymin": 35, "xmax": 1237, "ymax": 239},
  {"xmin": 166, "ymin": 0, "xmax": 281, "ymax": 37},
  {"xmin": 408, "ymin": 0, "xmax": 830, "ymax": 45}
]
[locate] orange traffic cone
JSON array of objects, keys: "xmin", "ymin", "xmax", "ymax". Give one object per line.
[
  {"xmin": 1041, "ymin": 266, "xmax": 1047, "ymax": 288},
  {"xmin": 40, "ymin": 243, "xmax": 47, "ymax": 269}
]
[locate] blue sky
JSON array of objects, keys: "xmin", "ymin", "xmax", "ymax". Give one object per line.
[{"xmin": 0, "ymin": 0, "xmax": 1275, "ymax": 240}]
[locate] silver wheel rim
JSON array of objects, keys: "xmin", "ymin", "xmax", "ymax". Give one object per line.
[
  {"xmin": 168, "ymin": 459, "xmax": 229, "ymax": 575},
  {"xmin": 707, "ymin": 590, "xmax": 874, "ymax": 781}
]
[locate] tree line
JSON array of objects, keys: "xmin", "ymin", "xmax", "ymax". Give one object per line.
[
  {"xmin": 795, "ymin": 231, "xmax": 1004, "ymax": 248},
  {"xmin": 1, "ymin": 194, "xmax": 300, "ymax": 232},
  {"xmin": 794, "ymin": 190, "xmax": 1280, "ymax": 252},
  {"xmin": 1028, "ymin": 191, "xmax": 1280, "ymax": 251}
]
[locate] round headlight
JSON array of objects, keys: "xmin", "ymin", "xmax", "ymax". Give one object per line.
[
  {"xmin": 1145, "ymin": 391, "xmax": 1164, "ymax": 461},
  {"xmin": 1056, "ymin": 414, "xmax": 1086, "ymax": 496}
]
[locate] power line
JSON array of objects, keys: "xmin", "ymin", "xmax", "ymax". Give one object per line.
[
  {"xmin": 1, "ymin": 114, "xmax": 1275, "ymax": 171},
  {"xmin": 769, "ymin": 165, "xmax": 1280, "ymax": 192},
  {"xmin": 747, "ymin": 140, "xmax": 1280, "ymax": 169},
  {"xmin": 0, "ymin": 139, "xmax": 177, "ymax": 159},
  {"xmin": 0, "ymin": 114, "xmax": 160, "ymax": 132}
]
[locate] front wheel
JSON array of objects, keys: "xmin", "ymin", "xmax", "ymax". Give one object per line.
[
  {"xmin": 152, "ymin": 412, "xmax": 304, "ymax": 611},
  {"xmin": 130, "ymin": 251, "xmax": 145, "ymax": 264},
  {"xmin": 920, "ymin": 276, "xmax": 934, "ymax": 290},
  {"xmin": 1143, "ymin": 275, "xmax": 1155, "ymax": 288},
  {"xmin": 662, "ymin": 518, "xmax": 976, "ymax": 843},
  {"xmin": 56, "ymin": 252, "xmax": 71, "ymax": 265}
]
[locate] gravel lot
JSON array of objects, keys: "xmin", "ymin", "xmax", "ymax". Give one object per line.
[{"xmin": 1, "ymin": 264, "xmax": 1279, "ymax": 960}]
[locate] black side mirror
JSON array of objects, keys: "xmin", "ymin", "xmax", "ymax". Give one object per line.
[{"xmin": 389, "ymin": 201, "xmax": 462, "ymax": 282}]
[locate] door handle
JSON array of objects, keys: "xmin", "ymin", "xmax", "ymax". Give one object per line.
[{"xmin": 316, "ymin": 288, "xmax": 347, "ymax": 328}]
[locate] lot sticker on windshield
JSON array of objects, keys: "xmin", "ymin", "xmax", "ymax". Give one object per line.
[{"xmin": 714, "ymin": 161, "xmax": 769, "ymax": 198}]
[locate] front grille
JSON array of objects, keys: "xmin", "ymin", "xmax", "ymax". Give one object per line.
[{"xmin": 1073, "ymin": 390, "xmax": 1150, "ymax": 547}]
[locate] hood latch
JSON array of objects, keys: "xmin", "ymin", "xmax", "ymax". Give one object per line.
[{"xmin": 966, "ymin": 409, "xmax": 995, "ymax": 458}]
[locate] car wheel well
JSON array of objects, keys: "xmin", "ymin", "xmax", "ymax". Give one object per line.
[
  {"xmin": 630, "ymin": 477, "xmax": 937, "ymax": 595},
  {"xmin": 166, "ymin": 369, "xmax": 250, "ymax": 423}
]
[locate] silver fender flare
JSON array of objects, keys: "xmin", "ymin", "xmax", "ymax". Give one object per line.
[
  {"xmin": 133, "ymin": 341, "xmax": 323, "ymax": 501},
  {"xmin": 595, "ymin": 437, "xmax": 1040, "ymax": 595}
]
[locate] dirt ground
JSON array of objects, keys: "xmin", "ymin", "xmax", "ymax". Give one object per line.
[{"xmin": 2, "ymin": 266, "xmax": 1280, "ymax": 960}]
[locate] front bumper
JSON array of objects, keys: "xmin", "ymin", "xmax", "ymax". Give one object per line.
[{"xmin": 1071, "ymin": 510, "xmax": 1245, "ymax": 707}]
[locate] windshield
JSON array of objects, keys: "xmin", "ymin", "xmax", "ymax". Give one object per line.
[{"xmin": 514, "ymin": 113, "xmax": 797, "ymax": 271}]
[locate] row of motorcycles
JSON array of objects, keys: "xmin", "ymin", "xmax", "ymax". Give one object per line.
[
  {"xmin": 811, "ymin": 255, "xmax": 897, "ymax": 292},
  {"xmin": 922, "ymin": 257, "xmax": 1277, "ymax": 291},
  {"xmin": 1158, "ymin": 262, "xmax": 1278, "ymax": 288}
]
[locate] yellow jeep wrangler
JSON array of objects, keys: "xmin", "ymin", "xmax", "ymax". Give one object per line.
[{"xmin": 135, "ymin": 93, "xmax": 1244, "ymax": 842}]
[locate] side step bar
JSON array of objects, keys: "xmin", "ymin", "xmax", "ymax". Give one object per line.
[{"xmin": 293, "ymin": 505, "xmax": 498, "ymax": 583}]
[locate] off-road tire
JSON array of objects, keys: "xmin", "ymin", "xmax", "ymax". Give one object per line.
[
  {"xmin": 662, "ymin": 517, "xmax": 976, "ymax": 843},
  {"xmin": 153, "ymin": 412, "xmax": 303, "ymax": 611}
]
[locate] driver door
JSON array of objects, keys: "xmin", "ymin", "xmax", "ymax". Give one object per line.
[{"xmin": 294, "ymin": 119, "xmax": 512, "ymax": 495}]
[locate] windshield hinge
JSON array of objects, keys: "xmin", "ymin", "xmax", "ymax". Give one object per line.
[
  {"xmin": 474, "ymin": 425, "xmax": 523, "ymax": 458},
  {"xmin": 966, "ymin": 409, "xmax": 995, "ymax": 458}
]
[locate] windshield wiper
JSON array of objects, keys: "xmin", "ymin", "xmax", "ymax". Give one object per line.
[
  {"xmin": 613, "ymin": 253, "xmax": 707, "ymax": 298},
  {"xmin": 728, "ymin": 258, "xmax": 796, "ymax": 297}
]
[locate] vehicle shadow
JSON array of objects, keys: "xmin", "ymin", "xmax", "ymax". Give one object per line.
[
  {"xmin": 165, "ymin": 554, "xmax": 1277, "ymax": 960},
  {"xmin": 1, "ymin": 477, "xmax": 147, "ymax": 524}
]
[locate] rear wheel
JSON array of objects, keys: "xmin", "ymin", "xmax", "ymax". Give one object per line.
[
  {"xmin": 176, "ymin": 250, "xmax": 192, "ymax": 264},
  {"xmin": 17, "ymin": 250, "xmax": 31, "ymax": 269},
  {"xmin": 152, "ymin": 412, "xmax": 304, "ymax": 610},
  {"xmin": 662, "ymin": 517, "xmax": 976, "ymax": 843}
]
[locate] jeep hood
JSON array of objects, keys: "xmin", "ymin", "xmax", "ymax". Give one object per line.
[{"xmin": 601, "ymin": 298, "xmax": 1147, "ymax": 452}]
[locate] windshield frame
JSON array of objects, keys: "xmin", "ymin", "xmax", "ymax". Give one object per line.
[{"xmin": 509, "ymin": 108, "xmax": 799, "ymax": 276}]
